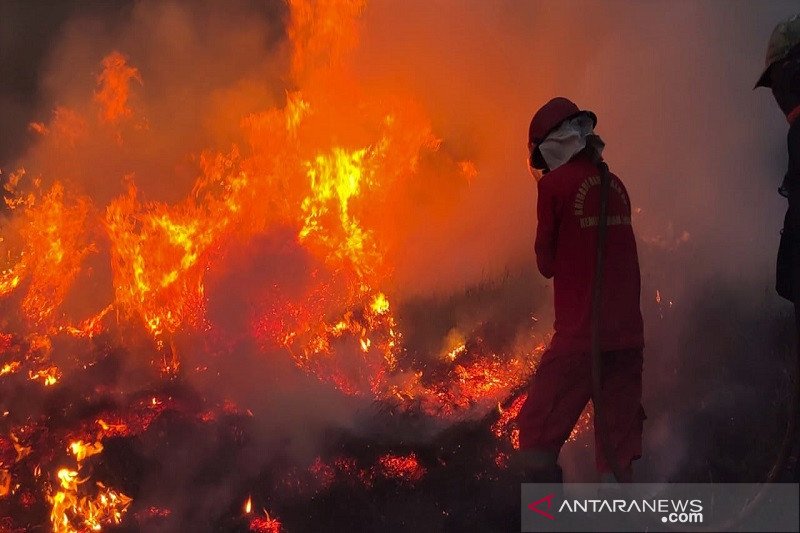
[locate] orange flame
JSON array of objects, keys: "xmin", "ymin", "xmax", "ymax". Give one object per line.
[
  {"xmin": 28, "ymin": 365, "xmax": 60, "ymax": 386},
  {"xmin": 49, "ymin": 443, "xmax": 132, "ymax": 533},
  {"xmin": 0, "ymin": 469, "xmax": 11, "ymax": 498},
  {"xmin": 0, "ymin": 3, "xmax": 574, "ymax": 529},
  {"xmin": 94, "ymin": 51, "xmax": 141, "ymax": 124}
]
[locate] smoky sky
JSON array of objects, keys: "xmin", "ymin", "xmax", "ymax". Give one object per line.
[
  {"xmin": 0, "ymin": 0, "xmax": 286, "ymax": 171},
  {"xmin": 350, "ymin": 0, "xmax": 800, "ymax": 481},
  {"xmin": 2, "ymin": 0, "xmax": 800, "ymax": 485},
  {"xmin": 352, "ymin": 0, "xmax": 799, "ymax": 293},
  {"xmin": 1, "ymin": 1, "xmax": 131, "ymax": 167},
  {"xmin": 2, "ymin": 0, "xmax": 798, "ymax": 287}
]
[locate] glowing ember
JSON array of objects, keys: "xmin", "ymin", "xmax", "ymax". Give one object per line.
[
  {"xmin": 308, "ymin": 452, "xmax": 429, "ymax": 491},
  {"xmin": 309, "ymin": 457, "xmax": 336, "ymax": 489},
  {"xmin": 11, "ymin": 433, "xmax": 32, "ymax": 462},
  {"xmin": 0, "ymin": 362, "xmax": 21, "ymax": 377},
  {"xmin": 568, "ymin": 405, "xmax": 594, "ymax": 443},
  {"xmin": 28, "ymin": 366, "xmax": 60, "ymax": 386},
  {"xmin": 249, "ymin": 511, "xmax": 283, "ymax": 533},
  {"xmin": 446, "ymin": 344, "xmax": 466, "ymax": 362},
  {"xmin": 133, "ymin": 506, "xmax": 172, "ymax": 523},
  {"xmin": 492, "ymin": 393, "xmax": 528, "ymax": 451},
  {"xmin": 0, "ymin": 469, "xmax": 11, "ymax": 498},
  {"xmin": 375, "ymin": 453, "xmax": 426, "ymax": 483}
]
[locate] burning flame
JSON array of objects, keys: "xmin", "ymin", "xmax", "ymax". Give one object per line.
[
  {"xmin": 29, "ymin": 365, "xmax": 60, "ymax": 386},
  {"xmin": 0, "ymin": 469, "xmax": 12, "ymax": 498},
  {"xmin": 0, "ymin": 1, "xmax": 568, "ymax": 530},
  {"xmin": 94, "ymin": 51, "xmax": 141, "ymax": 124},
  {"xmin": 68, "ymin": 440, "xmax": 103, "ymax": 463},
  {"xmin": 49, "ymin": 440, "xmax": 132, "ymax": 533}
]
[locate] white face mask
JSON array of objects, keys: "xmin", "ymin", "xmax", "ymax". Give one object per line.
[{"xmin": 538, "ymin": 114, "xmax": 604, "ymax": 171}]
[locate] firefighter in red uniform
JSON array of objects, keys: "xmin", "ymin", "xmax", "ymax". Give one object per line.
[{"xmin": 516, "ymin": 97, "xmax": 645, "ymax": 483}]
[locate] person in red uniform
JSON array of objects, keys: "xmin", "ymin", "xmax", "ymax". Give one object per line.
[{"xmin": 516, "ymin": 97, "xmax": 645, "ymax": 483}]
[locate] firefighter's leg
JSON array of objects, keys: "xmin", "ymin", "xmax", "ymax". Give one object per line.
[
  {"xmin": 593, "ymin": 348, "xmax": 645, "ymax": 481},
  {"xmin": 517, "ymin": 348, "xmax": 592, "ymax": 482}
]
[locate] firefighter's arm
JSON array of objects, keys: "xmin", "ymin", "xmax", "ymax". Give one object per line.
[{"xmin": 534, "ymin": 181, "xmax": 557, "ymax": 279}]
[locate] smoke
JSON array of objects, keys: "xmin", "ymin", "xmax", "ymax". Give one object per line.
[
  {"xmin": 1, "ymin": 0, "xmax": 798, "ymax": 511},
  {"xmin": 1, "ymin": 0, "xmax": 288, "ymax": 206},
  {"xmin": 352, "ymin": 0, "xmax": 800, "ymax": 481},
  {"xmin": 1, "ymin": 0, "xmax": 372, "ymax": 525},
  {"xmin": 352, "ymin": 0, "xmax": 790, "ymax": 287}
]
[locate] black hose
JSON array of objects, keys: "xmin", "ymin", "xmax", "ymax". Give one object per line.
[{"xmin": 587, "ymin": 141, "xmax": 626, "ymax": 484}]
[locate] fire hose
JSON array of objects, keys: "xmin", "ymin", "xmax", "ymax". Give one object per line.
[
  {"xmin": 586, "ymin": 140, "xmax": 627, "ymax": 484},
  {"xmin": 587, "ymin": 139, "xmax": 800, "ymax": 528}
]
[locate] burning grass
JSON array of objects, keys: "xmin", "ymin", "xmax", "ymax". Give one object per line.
[
  {"xmin": 0, "ymin": 333, "xmax": 541, "ymax": 531},
  {"xmin": 0, "ymin": 1, "xmax": 562, "ymax": 530}
]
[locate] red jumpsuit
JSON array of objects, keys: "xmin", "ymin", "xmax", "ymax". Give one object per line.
[{"xmin": 518, "ymin": 153, "xmax": 645, "ymax": 473}]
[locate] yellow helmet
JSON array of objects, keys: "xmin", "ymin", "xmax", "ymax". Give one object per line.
[{"xmin": 755, "ymin": 13, "xmax": 800, "ymax": 89}]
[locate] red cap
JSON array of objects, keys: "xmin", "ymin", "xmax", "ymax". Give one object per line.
[{"xmin": 528, "ymin": 97, "xmax": 597, "ymax": 146}]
